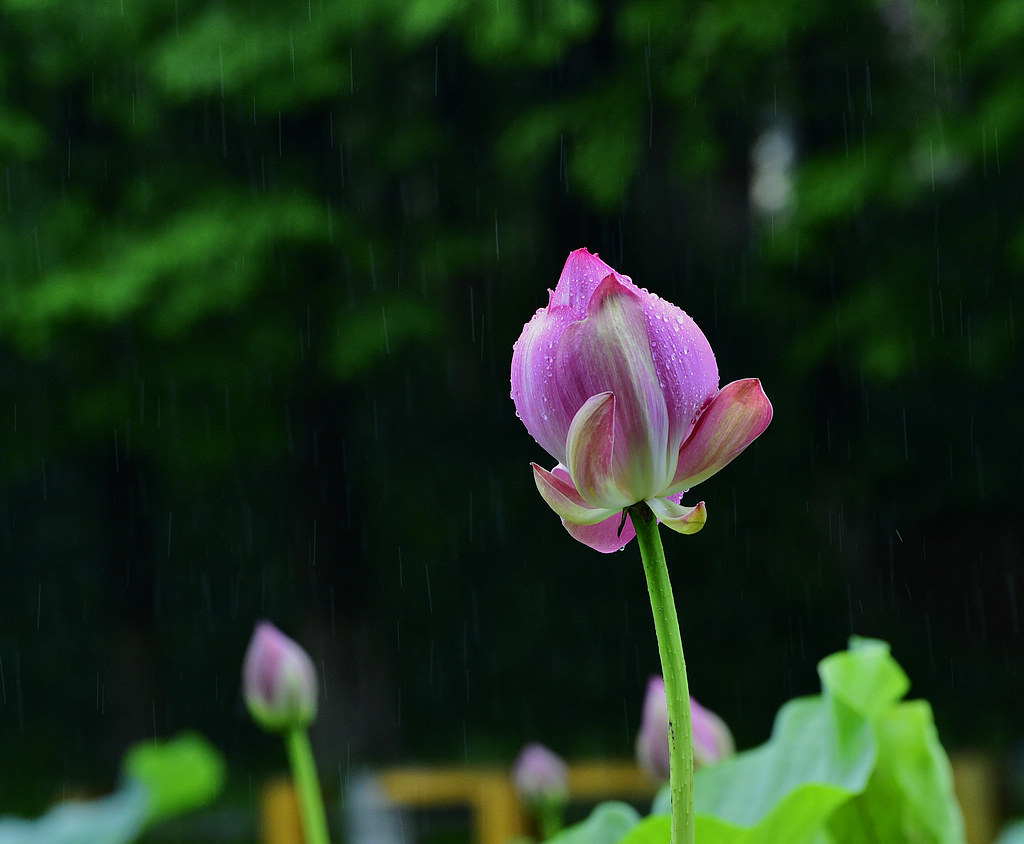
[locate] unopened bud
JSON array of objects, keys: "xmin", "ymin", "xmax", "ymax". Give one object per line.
[
  {"xmin": 242, "ymin": 621, "xmax": 318, "ymax": 732},
  {"xmin": 512, "ymin": 743, "xmax": 568, "ymax": 804}
]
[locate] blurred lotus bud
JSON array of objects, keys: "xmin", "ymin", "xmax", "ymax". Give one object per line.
[
  {"xmin": 242, "ymin": 621, "xmax": 318, "ymax": 732},
  {"xmin": 691, "ymin": 696, "xmax": 735, "ymax": 768},
  {"xmin": 636, "ymin": 676, "xmax": 734, "ymax": 781},
  {"xmin": 636, "ymin": 677, "xmax": 671, "ymax": 781},
  {"xmin": 512, "ymin": 742, "xmax": 569, "ymax": 804}
]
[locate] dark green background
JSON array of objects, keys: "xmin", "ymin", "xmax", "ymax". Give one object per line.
[{"xmin": 1, "ymin": 0, "xmax": 1021, "ymax": 812}]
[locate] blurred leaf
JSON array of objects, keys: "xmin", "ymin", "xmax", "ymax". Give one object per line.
[
  {"xmin": 326, "ymin": 297, "xmax": 443, "ymax": 381},
  {"xmin": 0, "ymin": 194, "xmax": 326, "ymax": 352},
  {"xmin": 0, "ymin": 785, "xmax": 148, "ymax": 844},
  {"xmin": 122, "ymin": 732, "xmax": 225, "ymax": 827},
  {"xmin": 646, "ymin": 639, "xmax": 962, "ymax": 844},
  {"xmin": 818, "ymin": 637, "xmax": 910, "ymax": 718},
  {"xmin": 619, "ymin": 815, "xmax": 669, "ymax": 844},
  {"xmin": 691, "ymin": 696, "xmax": 874, "ymax": 843},
  {"xmin": 0, "ymin": 734, "xmax": 223, "ymax": 844},
  {"xmin": 996, "ymin": 821, "xmax": 1024, "ymax": 844},
  {"xmin": 547, "ymin": 802, "xmax": 640, "ymax": 844}
]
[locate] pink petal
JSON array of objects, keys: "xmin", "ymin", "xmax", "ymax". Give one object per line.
[
  {"xmin": 565, "ymin": 392, "xmax": 636, "ymax": 510},
  {"xmin": 564, "ymin": 512, "xmax": 637, "ymax": 553},
  {"xmin": 636, "ymin": 676, "xmax": 671, "ymax": 781},
  {"xmin": 511, "ymin": 301, "xmax": 579, "ymax": 465},
  {"xmin": 646, "ymin": 498, "xmax": 707, "ymax": 535},
  {"xmin": 510, "ymin": 249, "xmax": 640, "ymax": 466},
  {"xmin": 641, "ymin": 292, "xmax": 720, "ymax": 456},
  {"xmin": 556, "ymin": 275, "xmax": 672, "ymax": 497},
  {"xmin": 667, "ymin": 379, "xmax": 773, "ymax": 493},
  {"xmin": 539, "ymin": 465, "xmax": 636, "ymax": 552},
  {"xmin": 691, "ymin": 697, "xmax": 736, "ymax": 767},
  {"xmin": 549, "ymin": 248, "xmax": 626, "ymax": 315},
  {"xmin": 532, "ymin": 463, "xmax": 620, "ymax": 526}
]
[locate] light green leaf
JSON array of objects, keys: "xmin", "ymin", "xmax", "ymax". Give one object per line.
[
  {"xmin": 647, "ymin": 638, "xmax": 962, "ymax": 844},
  {"xmin": 546, "ymin": 802, "xmax": 640, "ymax": 844},
  {"xmin": 0, "ymin": 733, "xmax": 224, "ymax": 844},
  {"xmin": 122, "ymin": 732, "xmax": 225, "ymax": 826},
  {"xmin": 0, "ymin": 784, "xmax": 149, "ymax": 844},
  {"xmin": 619, "ymin": 814, "xmax": 669, "ymax": 844}
]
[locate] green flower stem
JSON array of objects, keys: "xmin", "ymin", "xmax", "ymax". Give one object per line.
[
  {"xmin": 537, "ymin": 797, "xmax": 566, "ymax": 841},
  {"xmin": 284, "ymin": 727, "xmax": 330, "ymax": 844},
  {"xmin": 630, "ymin": 502, "xmax": 694, "ymax": 844}
]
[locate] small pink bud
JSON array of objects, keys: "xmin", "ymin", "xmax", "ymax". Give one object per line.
[
  {"xmin": 512, "ymin": 743, "xmax": 569, "ymax": 804},
  {"xmin": 242, "ymin": 621, "xmax": 318, "ymax": 732},
  {"xmin": 635, "ymin": 676, "xmax": 734, "ymax": 781}
]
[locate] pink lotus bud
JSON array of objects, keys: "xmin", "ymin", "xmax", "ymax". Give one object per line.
[
  {"xmin": 512, "ymin": 743, "xmax": 569, "ymax": 804},
  {"xmin": 690, "ymin": 697, "xmax": 735, "ymax": 768},
  {"xmin": 635, "ymin": 676, "xmax": 734, "ymax": 781},
  {"xmin": 511, "ymin": 249, "xmax": 772, "ymax": 552},
  {"xmin": 242, "ymin": 621, "xmax": 318, "ymax": 732},
  {"xmin": 636, "ymin": 677, "xmax": 672, "ymax": 781}
]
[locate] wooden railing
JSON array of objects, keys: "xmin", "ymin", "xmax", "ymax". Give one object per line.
[{"xmin": 258, "ymin": 753, "xmax": 1001, "ymax": 844}]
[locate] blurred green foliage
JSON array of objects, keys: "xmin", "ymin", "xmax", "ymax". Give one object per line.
[{"xmin": 1, "ymin": 0, "xmax": 1022, "ymax": 813}]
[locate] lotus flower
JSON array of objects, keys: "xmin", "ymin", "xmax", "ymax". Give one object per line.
[
  {"xmin": 242, "ymin": 621, "xmax": 318, "ymax": 732},
  {"xmin": 511, "ymin": 249, "xmax": 772, "ymax": 552},
  {"xmin": 636, "ymin": 676, "xmax": 735, "ymax": 781}
]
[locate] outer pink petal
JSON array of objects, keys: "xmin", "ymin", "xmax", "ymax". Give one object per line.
[
  {"xmin": 511, "ymin": 301, "xmax": 578, "ymax": 465},
  {"xmin": 540, "ymin": 465, "xmax": 636, "ymax": 552},
  {"xmin": 556, "ymin": 276, "xmax": 671, "ymax": 498},
  {"xmin": 646, "ymin": 498, "xmax": 707, "ymax": 535},
  {"xmin": 667, "ymin": 379, "xmax": 773, "ymax": 493},
  {"xmin": 549, "ymin": 248, "xmax": 627, "ymax": 315},
  {"xmin": 565, "ymin": 392, "xmax": 637, "ymax": 510},
  {"xmin": 564, "ymin": 514, "xmax": 637, "ymax": 553},
  {"xmin": 640, "ymin": 292, "xmax": 719, "ymax": 457},
  {"xmin": 691, "ymin": 697, "xmax": 735, "ymax": 767},
  {"xmin": 532, "ymin": 463, "xmax": 620, "ymax": 526},
  {"xmin": 511, "ymin": 249, "xmax": 639, "ymax": 465}
]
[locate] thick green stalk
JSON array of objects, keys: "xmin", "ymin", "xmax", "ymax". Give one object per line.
[
  {"xmin": 630, "ymin": 502, "xmax": 694, "ymax": 844},
  {"xmin": 537, "ymin": 797, "xmax": 565, "ymax": 841},
  {"xmin": 285, "ymin": 727, "xmax": 330, "ymax": 844}
]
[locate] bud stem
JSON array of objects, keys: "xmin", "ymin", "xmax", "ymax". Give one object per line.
[
  {"xmin": 630, "ymin": 502, "xmax": 695, "ymax": 844},
  {"xmin": 284, "ymin": 727, "xmax": 330, "ymax": 844}
]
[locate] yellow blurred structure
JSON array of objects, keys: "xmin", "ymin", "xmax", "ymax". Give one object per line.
[
  {"xmin": 259, "ymin": 760, "xmax": 655, "ymax": 844},
  {"xmin": 951, "ymin": 751, "xmax": 1001, "ymax": 844},
  {"xmin": 260, "ymin": 777, "xmax": 303, "ymax": 844},
  {"xmin": 377, "ymin": 760, "xmax": 656, "ymax": 844},
  {"xmin": 260, "ymin": 754, "xmax": 1000, "ymax": 844}
]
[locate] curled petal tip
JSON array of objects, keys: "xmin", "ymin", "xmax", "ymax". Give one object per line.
[
  {"xmin": 532, "ymin": 463, "xmax": 619, "ymax": 527},
  {"xmin": 648, "ymin": 498, "xmax": 707, "ymax": 535},
  {"xmin": 669, "ymin": 378, "xmax": 773, "ymax": 493}
]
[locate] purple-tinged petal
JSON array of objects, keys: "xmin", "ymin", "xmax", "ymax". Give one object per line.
[
  {"xmin": 565, "ymin": 392, "xmax": 635, "ymax": 510},
  {"xmin": 647, "ymin": 498, "xmax": 707, "ymax": 535},
  {"xmin": 564, "ymin": 511, "xmax": 637, "ymax": 553},
  {"xmin": 636, "ymin": 676, "xmax": 671, "ymax": 781},
  {"xmin": 641, "ymin": 292, "xmax": 719, "ymax": 456},
  {"xmin": 511, "ymin": 249, "xmax": 635, "ymax": 465},
  {"xmin": 549, "ymin": 248, "xmax": 629, "ymax": 316},
  {"xmin": 667, "ymin": 379, "xmax": 773, "ymax": 493},
  {"xmin": 532, "ymin": 463, "xmax": 620, "ymax": 526},
  {"xmin": 512, "ymin": 743, "xmax": 569, "ymax": 803},
  {"xmin": 242, "ymin": 622, "xmax": 318, "ymax": 733},
  {"xmin": 556, "ymin": 276, "xmax": 672, "ymax": 498},
  {"xmin": 511, "ymin": 300, "xmax": 579, "ymax": 465},
  {"xmin": 536, "ymin": 460, "xmax": 630, "ymax": 553},
  {"xmin": 691, "ymin": 697, "xmax": 735, "ymax": 767}
]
